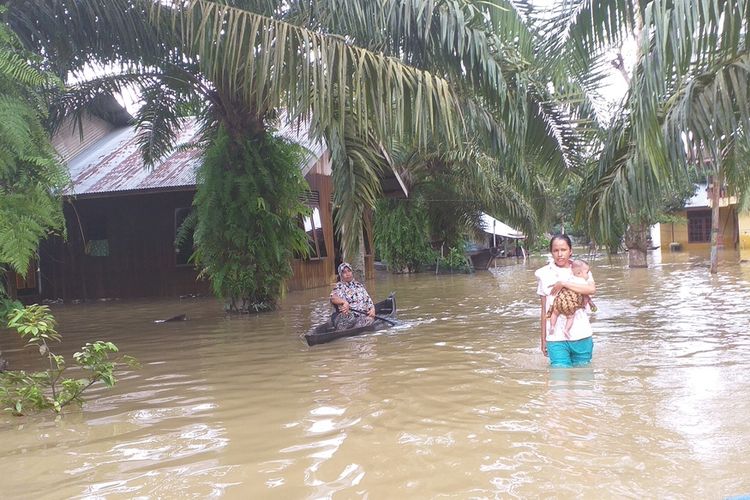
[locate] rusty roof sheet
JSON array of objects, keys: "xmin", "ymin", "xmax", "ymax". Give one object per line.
[
  {"xmin": 276, "ymin": 120, "xmax": 327, "ymax": 177},
  {"xmin": 64, "ymin": 118, "xmax": 326, "ymax": 198}
]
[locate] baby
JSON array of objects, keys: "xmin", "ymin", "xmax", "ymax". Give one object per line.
[{"xmin": 547, "ymin": 259, "xmax": 597, "ymax": 339}]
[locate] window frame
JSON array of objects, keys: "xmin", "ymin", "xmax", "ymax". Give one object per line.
[
  {"xmin": 84, "ymin": 214, "xmax": 109, "ymax": 257},
  {"xmin": 300, "ymin": 205, "xmax": 328, "ymax": 260},
  {"xmin": 687, "ymin": 209, "xmax": 712, "ymax": 243}
]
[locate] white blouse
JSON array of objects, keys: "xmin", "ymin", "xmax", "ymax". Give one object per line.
[{"xmin": 534, "ymin": 261, "xmax": 594, "ymax": 342}]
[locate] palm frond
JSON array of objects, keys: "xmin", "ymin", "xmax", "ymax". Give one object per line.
[
  {"xmin": 156, "ymin": 1, "xmax": 466, "ymax": 149},
  {"xmin": 541, "ymin": 0, "xmax": 637, "ymax": 57},
  {"xmin": 525, "ymin": 84, "xmax": 585, "ymax": 177},
  {"xmin": 136, "ymin": 85, "xmax": 185, "ymax": 168},
  {"xmin": 7, "ymin": 0, "xmax": 169, "ymax": 76},
  {"xmin": 329, "ymin": 126, "xmax": 390, "ymax": 258},
  {"xmin": 633, "ymin": 0, "xmax": 750, "ymax": 171},
  {"xmin": 662, "ymin": 52, "xmax": 750, "ymax": 168},
  {"xmin": 46, "ymin": 72, "xmax": 151, "ymax": 134}
]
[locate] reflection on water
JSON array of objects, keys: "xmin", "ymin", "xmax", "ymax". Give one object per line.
[{"xmin": 2, "ymin": 251, "xmax": 750, "ymax": 498}]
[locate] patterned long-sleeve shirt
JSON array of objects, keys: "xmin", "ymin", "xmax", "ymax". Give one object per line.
[{"xmin": 331, "ymin": 280, "xmax": 374, "ymax": 314}]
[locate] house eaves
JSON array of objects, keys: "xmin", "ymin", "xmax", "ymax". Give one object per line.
[
  {"xmin": 480, "ymin": 213, "xmax": 526, "ymax": 239},
  {"xmin": 61, "ymin": 118, "xmax": 327, "ymax": 199}
]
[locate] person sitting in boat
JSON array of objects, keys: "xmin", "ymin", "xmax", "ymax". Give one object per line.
[{"xmin": 330, "ymin": 262, "xmax": 375, "ymax": 330}]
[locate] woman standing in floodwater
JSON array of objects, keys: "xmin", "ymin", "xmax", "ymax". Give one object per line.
[{"xmin": 535, "ymin": 234, "xmax": 596, "ymax": 367}]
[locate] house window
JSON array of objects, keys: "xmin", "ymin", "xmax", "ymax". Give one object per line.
[
  {"xmin": 15, "ymin": 260, "xmax": 37, "ymax": 295},
  {"xmin": 175, "ymin": 208, "xmax": 194, "ymax": 266},
  {"xmin": 84, "ymin": 215, "xmax": 109, "ymax": 257},
  {"xmin": 298, "ymin": 205, "xmax": 327, "ymax": 260},
  {"xmin": 687, "ymin": 210, "xmax": 711, "ymax": 243}
]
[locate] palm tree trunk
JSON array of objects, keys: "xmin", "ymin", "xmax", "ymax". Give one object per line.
[
  {"xmin": 709, "ymin": 173, "xmax": 721, "ymax": 274},
  {"xmin": 342, "ymin": 224, "xmax": 366, "ymax": 283},
  {"xmin": 354, "ymin": 233, "xmax": 367, "ymax": 283},
  {"xmin": 625, "ymin": 222, "xmax": 648, "ymax": 268}
]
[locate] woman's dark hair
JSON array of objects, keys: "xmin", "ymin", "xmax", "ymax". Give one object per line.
[{"xmin": 549, "ymin": 234, "xmax": 573, "ymax": 252}]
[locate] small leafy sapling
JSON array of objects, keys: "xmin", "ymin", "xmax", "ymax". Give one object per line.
[{"xmin": 1, "ymin": 304, "xmax": 139, "ymax": 416}]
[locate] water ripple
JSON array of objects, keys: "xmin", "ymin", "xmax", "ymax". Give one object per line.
[{"xmin": 1, "ymin": 255, "xmax": 750, "ymax": 498}]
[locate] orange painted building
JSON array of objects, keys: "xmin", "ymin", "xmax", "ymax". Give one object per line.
[{"xmin": 659, "ymin": 183, "xmax": 741, "ymax": 254}]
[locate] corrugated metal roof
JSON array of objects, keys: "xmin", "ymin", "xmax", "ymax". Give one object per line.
[
  {"xmin": 685, "ymin": 183, "xmax": 708, "ymax": 208},
  {"xmin": 63, "ymin": 117, "xmax": 327, "ymax": 198},
  {"xmin": 276, "ymin": 120, "xmax": 327, "ymax": 177},
  {"xmin": 480, "ymin": 213, "xmax": 526, "ymax": 239}
]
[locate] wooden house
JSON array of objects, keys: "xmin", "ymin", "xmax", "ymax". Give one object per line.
[
  {"xmin": 16, "ymin": 113, "xmax": 375, "ymax": 302},
  {"xmin": 466, "ymin": 213, "xmax": 526, "ymax": 270}
]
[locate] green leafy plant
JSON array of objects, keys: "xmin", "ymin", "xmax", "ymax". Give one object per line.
[
  {"xmin": 0, "ymin": 11, "xmax": 67, "ymax": 293},
  {"xmin": 374, "ymin": 199, "xmax": 437, "ymax": 273},
  {"xmin": 437, "ymin": 246, "xmax": 471, "ymax": 273},
  {"xmin": 191, "ymin": 127, "xmax": 310, "ymax": 313},
  {"xmin": 1, "ymin": 304, "xmax": 139, "ymax": 416},
  {"xmin": 0, "ymin": 297, "xmax": 22, "ymax": 319}
]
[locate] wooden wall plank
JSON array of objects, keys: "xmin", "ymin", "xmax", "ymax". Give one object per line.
[{"xmin": 37, "ymin": 167, "xmax": 374, "ymax": 301}]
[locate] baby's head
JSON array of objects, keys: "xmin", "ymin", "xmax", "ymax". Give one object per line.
[{"xmin": 571, "ymin": 259, "xmax": 590, "ymax": 278}]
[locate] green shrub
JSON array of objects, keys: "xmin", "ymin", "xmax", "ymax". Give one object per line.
[
  {"xmin": 191, "ymin": 127, "xmax": 310, "ymax": 312},
  {"xmin": 374, "ymin": 199, "xmax": 437, "ymax": 273},
  {"xmin": 437, "ymin": 246, "xmax": 471, "ymax": 273},
  {"xmin": 0, "ymin": 15, "xmax": 67, "ymax": 293},
  {"xmin": 1, "ymin": 304, "xmax": 138, "ymax": 415}
]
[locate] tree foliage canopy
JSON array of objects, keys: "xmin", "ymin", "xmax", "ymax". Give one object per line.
[
  {"xmin": 191, "ymin": 127, "xmax": 311, "ymax": 312},
  {"xmin": 7, "ymin": 0, "xmax": 590, "ymax": 255},
  {"xmin": 551, "ymin": 0, "xmax": 750, "ymax": 248},
  {"xmin": 0, "ymin": 10, "xmax": 67, "ymax": 291}
]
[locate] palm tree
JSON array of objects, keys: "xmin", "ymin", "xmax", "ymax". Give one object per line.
[
  {"xmin": 539, "ymin": 0, "xmax": 656, "ymax": 265},
  {"xmin": 6, "ymin": 0, "xmax": 497, "ymax": 307},
  {"xmin": 319, "ymin": 0, "xmax": 597, "ymax": 265},
  {"xmin": 6, "ymin": 0, "xmax": 589, "ymax": 306},
  {"xmin": 548, "ymin": 0, "xmax": 750, "ymax": 271},
  {"xmin": 647, "ymin": 0, "xmax": 750, "ymax": 272},
  {"xmin": 391, "ymin": 143, "xmax": 543, "ymax": 248}
]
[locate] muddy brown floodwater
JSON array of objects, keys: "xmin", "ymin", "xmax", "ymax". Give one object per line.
[{"xmin": 2, "ymin": 251, "xmax": 749, "ymax": 499}]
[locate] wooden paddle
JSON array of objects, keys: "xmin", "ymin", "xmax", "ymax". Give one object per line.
[{"xmin": 349, "ymin": 307, "xmax": 398, "ymax": 326}]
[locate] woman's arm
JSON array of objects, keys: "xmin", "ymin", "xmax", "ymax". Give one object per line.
[
  {"xmin": 540, "ymin": 296, "xmax": 548, "ymax": 356},
  {"xmin": 330, "ymin": 288, "xmax": 350, "ymax": 314},
  {"xmin": 551, "ymin": 278, "xmax": 596, "ymax": 296}
]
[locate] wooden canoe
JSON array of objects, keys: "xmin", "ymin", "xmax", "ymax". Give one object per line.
[{"xmin": 304, "ymin": 293, "xmax": 397, "ymax": 346}]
